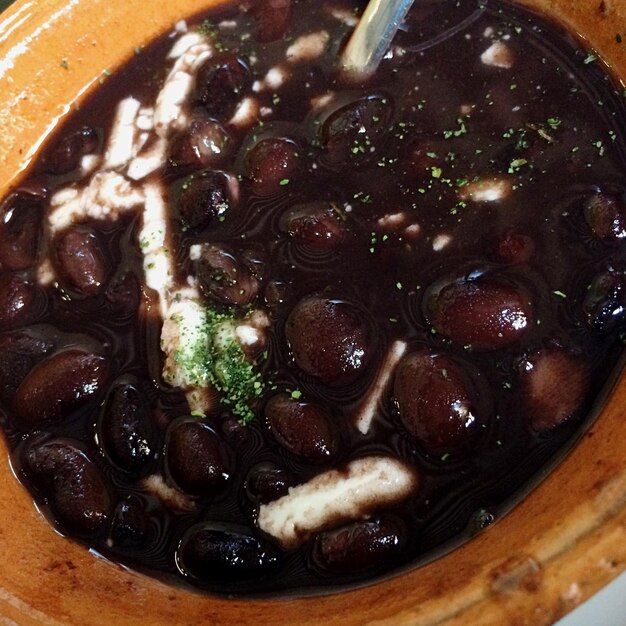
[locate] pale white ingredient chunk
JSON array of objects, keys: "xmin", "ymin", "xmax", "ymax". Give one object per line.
[
  {"xmin": 327, "ymin": 5, "xmax": 359, "ymax": 26},
  {"xmin": 432, "ymin": 233, "xmax": 452, "ymax": 251},
  {"xmin": 265, "ymin": 66, "xmax": 287, "ymax": 89},
  {"xmin": 161, "ymin": 295, "xmax": 210, "ymax": 389},
  {"xmin": 235, "ymin": 324, "xmax": 261, "ymax": 347},
  {"xmin": 154, "ymin": 37, "xmax": 212, "ymax": 137},
  {"xmin": 127, "ymin": 137, "xmax": 167, "ymax": 180},
  {"xmin": 154, "ymin": 70, "xmax": 195, "ymax": 137},
  {"xmin": 481, "ymin": 41, "xmax": 515, "ymax": 69},
  {"xmin": 49, "ymin": 171, "xmax": 144, "ymax": 233},
  {"xmin": 160, "ymin": 286, "xmax": 217, "ymax": 416},
  {"xmin": 311, "ymin": 91, "xmax": 335, "ymax": 111},
  {"xmin": 286, "ymin": 31, "xmax": 330, "ymax": 63},
  {"xmin": 80, "ymin": 153, "xmax": 101, "ymax": 177},
  {"xmin": 377, "ymin": 212, "xmax": 407, "ymax": 229},
  {"xmin": 142, "ymin": 474, "xmax": 195, "ymax": 511},
  {"xmin": 104, "ymin": 97, "xmax": 141, "ymax": 169},
  {"xmin": 136, "ymin": 107, "xmax": 155, "ymax": 131},
  {"xmin": 258, "ymin": 456, "xmax": 417, "ymax": 548},
  {"xmin": 168, "ymin": 32, "xmax": 205, "ymax": 59},
  {"xmin": 355, "ymin": 341, "xmax": 408, "ymax": 434},
  {"xmin": 461, "ymin": 178, "xmax": 512, "ymax": 203},
  {"xmin": 229, "ymin": 96, "xmax": 260, "ymax": 128},
  {"xmin": 141, "ymin": 182, "xmax": 173, "ymax": 312}
]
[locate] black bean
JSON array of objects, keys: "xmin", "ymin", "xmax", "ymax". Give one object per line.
[
  {"xmin": 0, "ymin": 191, "xmax": 44, "ymax": 270},
  {"xmin": 245, "ymin": 462, "xmax": 297, "ymax": 504},
  {"xmin": 23, "ymin": 438, "xmax": 111, "ymax": 535},
  {"xmin": 583, "ymin": 191, "xmax": 626, "ymax": 241},
  {"xmin": 286, "ymin": 294, "xmax": 373, "ymax": 384},
  {"xmin": 318, "ymin": 95, "xmax": 393, "ymax": 165},
  {"xmin": 169, "ymin": 118, "xmax": 231, "ymax": 172},
  {"xmin": 166, "ymin": 419, "xmax": 228, "ymax": 496},
  {"xmin": 582, "ymin": 265, "xmax": 626, "ymax": 334},
  {"xmin": 105, "ymin": 272, "xmax": 141, "ymax": 315},
  {"xmin": 109, "ymin": 497, "xmax": 150, "ymax": 548},
  {"xmin": 245, "ymin": 137, "xmax": 300, "ymax": 196},
  {"xmin": 517, "ymin": 347, "xmax": 589, "ymax": 431},
  {"xmin": 194, "ymin": 243, "xmax": 263, "ymax": 307},
  {"xmin": 43, "ymin": 126, "xmax": 99, "ymax": 175},
  {"xmin": 394, "ymin": 351, "xmax": 486, "ymax": 453},
  {"xmin": 54, "ymin": 227, "xmax": 110, "ymax": 297},
  {"xmin": 423, "ymin": 270, "xmax": 533, "ymax": 351},
  {"xmin": 15, "ymin": 349, "xmax": 108, "ymax": 428},
  {"xmin": 264, "ymin": 280, "xmax": 288, "ymax": 312},
  {"xmin": 177, "ymin": 170, "xmax": 233, "ymax": 233},
  {"xmin": 194, "ymin": 54, "xmax": 252, "ymax": 119},
  {"xmin": 177, "ymin": 522, "xmax": 276, "ymax": 581},
  {"xmin": 221, "ymin": 416, "xmax": 256, "ymax": 448},
  {"xmin": 265, "ymin": 393, "xmax": 336, "ymax": 463},
  {"xmin": 0, "ymin": 329, "xmax": 54, "ymax": 406},
  {"xmin": 0, "ymin": 272, "xmax": 35, "ymax": 329},
  {"xmin": 312, "ymin": 518, "xmax": 404, "ymax": 573},
  {"xmin": 280, "ymin": 202, "xmax": 346, "ymax": 250},
  {"xmin": 99, "ymin": 381, "xmax": 154, "ymax": 473}
]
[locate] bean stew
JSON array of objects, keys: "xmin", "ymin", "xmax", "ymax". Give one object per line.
[{"xmin": 1, "ymin": 0, "xmax": 626, "ymax": 596}]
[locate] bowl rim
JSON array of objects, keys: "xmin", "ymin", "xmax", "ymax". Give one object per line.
[{"xmin": 1, "ymin": 0, "xmax": 626, "ymax": 624}]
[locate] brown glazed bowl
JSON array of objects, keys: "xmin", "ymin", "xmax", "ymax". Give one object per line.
[{"xmin": 1, "ymin": 0, "xmax": 626, "ymax": 624}]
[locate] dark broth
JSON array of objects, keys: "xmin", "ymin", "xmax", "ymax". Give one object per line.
[{"xmin": 1, "ymin": 0, "xmax": 626, "ymax": 596}]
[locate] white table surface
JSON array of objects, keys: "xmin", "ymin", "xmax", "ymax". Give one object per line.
[{"xmin": 556, "ymin": 570, "xmax": 626, "ymax": 625}]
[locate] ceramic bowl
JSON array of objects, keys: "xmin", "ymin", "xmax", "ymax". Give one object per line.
[{"xmin": 1, "ymin": 0, "xmax": 626, "ymax": 623}]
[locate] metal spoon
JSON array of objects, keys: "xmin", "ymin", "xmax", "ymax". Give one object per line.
[{"xmin": 340, "ymin": 0, "xmax": 416, "ymax": 80}]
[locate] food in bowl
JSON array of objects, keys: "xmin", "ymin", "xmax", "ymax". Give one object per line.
[{"xmin": 1, "ymin": 0, "xmax": 626, "ymax": 596}]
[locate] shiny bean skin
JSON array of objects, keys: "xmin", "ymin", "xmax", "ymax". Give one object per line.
[
  {"xmin": 286, "ymin": 295, "xmax": 372, "ymax": 384},
  {"xmin": 424, "ymin": 271, "xmax": 533, "ymax": 351},
  {"xmin": 177, "ymin": 523, "xmax": 276, "ymax": 581},
  {"xmin": 43, "ymin": 126, "xmax": 99, "ymax": 175},
  {"xmin": 109, "ymin": 497, "xmax": 150, "ymax": 548},
  {"xmin": 318, "ymin": 95, "xmax": 393, "ymax": 165},
  {"xmin": 0, "ymin": 273, "xmax": 35, "ymax": 329},
  {"xmin": 394, "ymin": 351, "xmax": 486, "ymax": 453},
  {"xmin": 583, "ymin": 191, "xmax": 626, "ymax": 241},
  {"xmin": 99, "ymin": 381, "xmax": 154, "ymax": 474},
  {"xmin": 23, "ymin": 438, "xmax": 111, "ymax": 535},
  {"xmin": 312, "ymin": 518, "xmax": 404, "ymax": 573},
  {"xmin": 54, "ymin": 228, "xmax": 110, "ymax": 297},
  {"xmin": 194, "ymin": 243, "xmax": 263, "ymax": 306},
  {"xmin": 105, "ymin": 272, "xmax": 141, "ymax": 316},
  {"xmin": 517, "ymin": 347, "xmax": 589, "ymax": 431},
  {"xmin": 265, "ymin": 393, "xmax": 336, "ymax": 463},
  {"xmin": 0, "ymin": 329, "xmax": 54, "ymax": 406},
  {"xmin": 15, "ymin": 349, "xmax": 108, "ymax": 428},
  {"xmin": 245, "ymin": 137, "xmax": 300, "ymax": 196},
  {"xmin": 0, "ymin": 191, "xmax": 44, "ymax": 271},
  {"xmin": 194, "ymin": 54, "xmax": 252, "ymax": 119},
  {"xmin": 582, "ymin": 266, "xmax": 626, "ymax": 334},
  {"xmin": 280, "ymin": 202, "xmax": 346, "ymax": 250},
  {"xmin": 176, "ymin": 171, "xmax": 233, "ymax": 233},
  {"xmin": 166, "ymin": 419, "xmax": 228, "ymax": 496},
  {"xmin": 169, "ymin": 118, "xmax": 231, "ymax": 172},
  {"xmin": 245, "ymin": 463, "xmax": 297, "ymax": 504}
]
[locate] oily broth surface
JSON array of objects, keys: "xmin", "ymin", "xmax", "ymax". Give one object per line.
[{"xmin": 0, "ymin": 0, "xmax": 625, "ymax": 595}]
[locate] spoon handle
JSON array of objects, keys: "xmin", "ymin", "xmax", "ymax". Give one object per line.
[{"xmin": 340, "ymin": 0, "xmax": 415, "ymax": 79}]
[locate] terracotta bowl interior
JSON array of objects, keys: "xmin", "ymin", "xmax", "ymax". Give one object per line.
[{"xmin": 1, "ymin": 0, "xmax": 626, "ymax": 624}]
